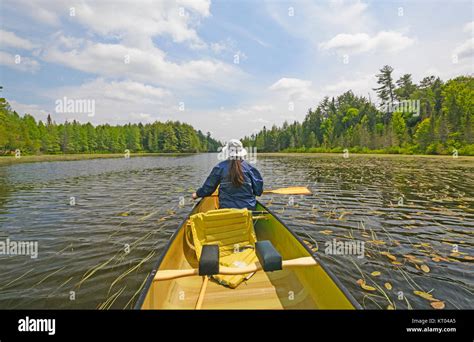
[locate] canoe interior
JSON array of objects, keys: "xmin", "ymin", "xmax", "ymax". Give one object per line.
[{"xmin": 140, "ymin": 197, "xmax": 357, "ymax": 309}]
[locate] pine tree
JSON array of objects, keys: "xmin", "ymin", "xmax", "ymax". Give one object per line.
[
  {"xmin": 395, "ymin": 74, "xmax": 417, "ymax": 100},
  {"xmin": 374, "ymin": 65, "xmax": 395, "ymax": 106}
]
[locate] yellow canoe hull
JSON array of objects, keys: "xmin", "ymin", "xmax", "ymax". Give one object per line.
[{"xmin": 136, "ymin": 197, "xmax": 361, "ymax": 309}]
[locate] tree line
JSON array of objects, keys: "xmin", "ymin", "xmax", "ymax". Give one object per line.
[
  {"xmin": 242, "ymin": 66, "xmax": 473, "ymax": 155},
  {"xmin": 0, "ymin": 90, "xmax": 221, "ymax": 155}
]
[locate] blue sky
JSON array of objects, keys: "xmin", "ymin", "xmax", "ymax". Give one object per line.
[{"xmin": 0, "ymin": 0, "xmax": 472, "ymax": 141}]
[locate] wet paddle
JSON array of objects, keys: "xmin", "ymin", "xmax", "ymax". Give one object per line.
[
  {"xmin": 208, "ymin": 186, "xmax": 312, "ymax": 197},
  {"xmin": 262, "ymin": 186, "xmax": 312, "ymax": 195}
]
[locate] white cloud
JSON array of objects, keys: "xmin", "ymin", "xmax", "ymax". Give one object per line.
[
  {"xmin": 210, "ymin": 38, "xmax": 238, "ymax": 55},
  {"xmin": 76, "ymin": 2, "xmax": 208, "ymax": 49},
  {"xmin": 453, "ymin": 22, "xmax": 474, "ymax": 62},
  {"xmin": 9, "ymin": 100, "xmax": 49, "ymax": 122},
  {"xmin": 0, "ymin": 30, "xmax": 37, "ymax": 50},
  {"xmin": 269, "ymin": 78, "xmax": 315, "ymax": 101},
  {"xmin": 41, "ymin": 33, "xmax": 244, "ymax": 89},
  {"xmin": 0, "ymin": 79, "xmax": 173, "ymax": 126},
  {"xmin": 322, "ymin": 74, "xmax": 374, "ymax": 97},
  {"xmin": 248, "ymin": 104, "xmax": 274, "ymax": 112},
  {"xmin": 250, "ymin": 117, "xmax": 270, "ymax": 124},
  {"xmin": 129, "ymin": 112, "xmax": 158, "ymax": 123},
  {"xmin": 0, "ymin": 51, "xmax": 39, "ymax": 72},
  {"xmin": 269, "ymin": 78, "xmax": 311, "ymax": 90},
  {"xmin": 53, "ymin": 78, "xmax": 172, "ymax": 104},
  {"xmin": 211, "ymin": 42, "xmax": 227, "ymax": 54},
  {"xmin": 463, "ymin": 21, "xmax": 474, "ymax": 34},
  {"xmin": 36, "ymin": 78, "xmax": 176, "ymax": 124},
  {"xmin": 177, "ymin": 0, "xmax": 211, "ymax": 17},
  {"xmin": 189, "ymin": 103, "xmax": 280, "ymax": 140},
  {"xmin": 315, "ymin": 0, "xmax": 369, "ymax": 32},
  {"xmin": 216, "ymin": 21, "xmax": 270, "ymax": 48},
  {"xmin": 266, "ymin": 0, "xmax": 373, "ymax": 38},
  {"xmin": 319, "ymin": 31, "xmax": 415, "ymax": 54},
  {"xmin": 3, "ymin": 1, "xmax": 86, "ymax": 27},
  {"xmin": 6, "ymin": 0, "xmax": 211, "ymax": 49},
  {"xmin": 453, "ymin": 38, "xmax": 474, "ymax": 61}
]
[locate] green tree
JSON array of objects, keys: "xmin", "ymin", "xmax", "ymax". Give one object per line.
[
  {"xmin": 391, "ymin": 112, "xmax": 408, "ymax": 146},
  {"xmin": 374, "ymin": 65, "xmax": 396, "ymax": 106},
  {"xmin": 415, "ymin": 118, "xmax": 432, "ymax": 151},
  {"xmin": 395, "ymin": 74, "xmax": 417, "ymax": 100},
  {"xmin": 306, "ymin": 132, "xmax": 317, "ymax": 148}
]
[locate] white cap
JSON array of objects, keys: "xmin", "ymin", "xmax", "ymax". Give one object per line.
[{"xmin": 220, "ymin": 139, "xmax": 247, "ymax": 159}]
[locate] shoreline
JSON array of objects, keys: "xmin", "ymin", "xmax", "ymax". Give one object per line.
[
  {"xmin": 1, "ymin": 151, "xmax": 473, "ymax": 166},
  {"xmin": 258, "ymin": 152, "xmax": 474, "ymax": 161},
  {"xmin": 0, "ymin": 153, "xmax": 198, "ymax": 165}
]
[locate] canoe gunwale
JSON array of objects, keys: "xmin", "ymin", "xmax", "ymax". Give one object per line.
[
  {"xmin": 258, "ymin": 202, "xmax": 363, "ymax": 310},
  {"xmin": 135, "ymin": 199, "xmax": 362, "ymax": 310}
]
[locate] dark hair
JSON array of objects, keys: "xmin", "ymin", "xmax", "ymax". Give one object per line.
[{"xmin": 229, "ymin": 159, "xmax": 244, "ymax": 187}]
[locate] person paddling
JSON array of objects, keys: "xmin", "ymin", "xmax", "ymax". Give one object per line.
[{"xmin": 192, "ymin": 139, "xmax": 263, "ymax": 210}]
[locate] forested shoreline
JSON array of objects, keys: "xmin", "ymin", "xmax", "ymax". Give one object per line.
[
  {"xmin": 242, "ymin": 66, "xmax": 473, "ymax": 156},
  {"xmin": 0, "ymin": 90, "xmax": 221, "ymax": 155},
  {"xmin": 1, "ymin": 65, "xmax": 473, "ymax": 157}
]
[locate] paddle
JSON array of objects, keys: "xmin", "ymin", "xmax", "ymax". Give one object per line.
[
  {"xmin": 262, "ymin": 186, "xmax": 312, "ymax": 195},
  {"xmin": 208, "ymin": 186, "xmax": 312, "ymax": 197},
  {"xmin": 153, "ymin": 256, "xmax": 317, "ymax": 281},
  {"xmin": 195, "ymin": 276, "xmax": 209, "ymax": 310}
]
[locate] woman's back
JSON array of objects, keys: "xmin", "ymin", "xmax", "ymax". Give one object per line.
[
  {"xmin": 216, "ymin": 159, "xmax": 263, "ymax": 210},
  {"xmin": 193, "ymin": 139, "xmax": 263, "ymax": 210}
]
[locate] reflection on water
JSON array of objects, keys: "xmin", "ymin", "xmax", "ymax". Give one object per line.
[{"xmin": 0, "ymin": 154, "xmax": 472, "ymax": 309}]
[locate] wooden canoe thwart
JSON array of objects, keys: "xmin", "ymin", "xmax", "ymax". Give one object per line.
[{"xmin": 135, "ymin": 197, "xmax": 361, "ymax": 309}]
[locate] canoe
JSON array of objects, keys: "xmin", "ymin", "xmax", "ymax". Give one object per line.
[{"xmin": 135, "ymin": 196, "xmax": 361, "ymax": 309}]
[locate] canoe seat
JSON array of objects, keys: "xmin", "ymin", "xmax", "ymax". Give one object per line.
[{"xmin": 189, "ymin": 208, "xmax": 258, "ymax": 288}]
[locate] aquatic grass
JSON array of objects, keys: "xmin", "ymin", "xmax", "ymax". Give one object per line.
[
  {"xmin": 138, "ymin": 209, "xmax": 161, "ymax": 222},
  {"xmin": 0, "ymin": 268, "xmax": 35, "ymax": 291},
  {"xmin": 108, "ymin": 220, "xmax": 129, "ymax": 239},
  {"xmin": 123, "ymin": 274, "xmax": 149, "ymax": 309},
  {"xmin": 114, "ymin": 231, "xmax": 154, "ymax": 264},
  {"xmin": 77, "ymin": 254, "xmax": 117, "ymax": 288},
  {"xmin": 402, "ymin": 295, "xmax": 413, "ymax": 310},
  {"xmin": 47, "ymin": 276, "xmax": 74, "ymax": 298},
  {"xmin": 361, "ymin": 294, "xmax": 384, "ymax": 309},
  {"xmin": 108, "ymin": 251, "xmax": 155, "ymax": 295},
  {"xmin": 112, "ymin": 204, "xmax": 172, "ymax": 263},
  {"xmin": 348, "ymin": 257, "xmax": 365, "ymax": 281},
  {"xmin": 370, "ymin": 279, "xmax": 395, "ymax": 309},
  {"xmin": 98, "ymin": 286, "xmax": 127, "ymax": 310},
  {"xmin": 397, "ymin": 267, "xmax": 423, "ymax": 291},
  {"xmin": 32, "ymin": 266, "xmax": 66, "ymax": 288},
  {"xmin": 350, "ymin": 253, "xmax": 396, "ymax": 309},
  {"xmin": 444, "ymin": 298, "xmax": 461, "ymax": 310},
  {"xmin": 56, "ymin": 243, "xmax": 74, "ymax": 255}
]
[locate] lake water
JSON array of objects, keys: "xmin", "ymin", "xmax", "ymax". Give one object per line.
[{"xmin": 0, "ymin": 154, "xmax": 472, "ymax": 309}]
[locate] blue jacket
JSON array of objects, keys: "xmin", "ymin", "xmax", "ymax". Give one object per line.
[{"xmin": 196, "ymin": 160, "xmax": 264, "ymax": 210}]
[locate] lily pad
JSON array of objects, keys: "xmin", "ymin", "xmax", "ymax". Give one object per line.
[{"xmin": 430, "ymin": 301, "xmax": 445, "ymax": 309}]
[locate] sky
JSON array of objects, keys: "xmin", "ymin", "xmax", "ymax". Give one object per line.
[{"xmin": 0, "ymin": 0, "xmax": 473, "ymax": 141}]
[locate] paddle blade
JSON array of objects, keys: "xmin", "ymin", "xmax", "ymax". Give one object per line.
[{"xmin": 263, "ymin": 187, "xmax": 312, "ymax": 195}]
